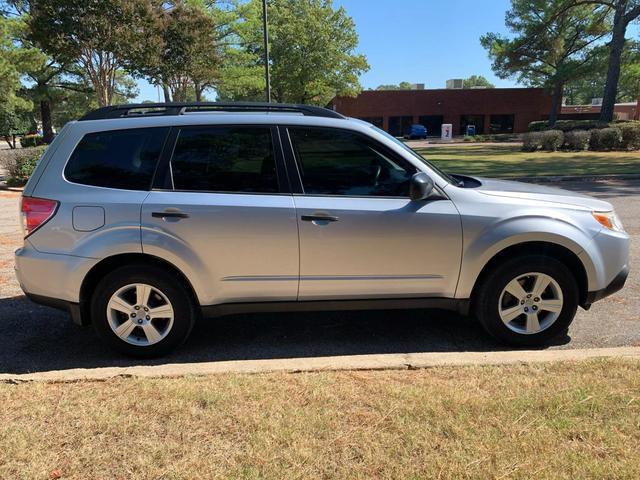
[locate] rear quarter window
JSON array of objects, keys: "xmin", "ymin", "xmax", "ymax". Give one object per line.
[{"xmin": 64, "ymin": 127, "xmax": 169, "ymax": 190}]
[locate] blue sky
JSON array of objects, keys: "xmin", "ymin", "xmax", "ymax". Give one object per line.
[{"xmin": 131, "ymin": 0, "xmax": 580, "ymax": 101}]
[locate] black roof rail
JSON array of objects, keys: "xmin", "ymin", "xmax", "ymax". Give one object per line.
[{"xmin": 78, "ymin": 102, "xmax": 345, "ymax": 121}]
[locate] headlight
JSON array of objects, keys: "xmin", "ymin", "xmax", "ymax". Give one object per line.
[{"xmin": 592, "ymin": 211, "xmax": 625, "ymax": 233}]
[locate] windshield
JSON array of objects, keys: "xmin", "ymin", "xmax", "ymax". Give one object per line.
[{"xmin": 370, "ymin": 125, "xmax": 456, "ymax": 185}]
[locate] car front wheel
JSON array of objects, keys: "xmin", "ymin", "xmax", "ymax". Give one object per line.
[{"xmin": 474, "ymin": 255, "xmax": 579, "ymax": 346}]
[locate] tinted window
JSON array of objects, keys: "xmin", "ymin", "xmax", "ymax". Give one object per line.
[
  {"xmin": 65, "ymin": 127, "xmax": 168, "ymax": 190},
  {"xmin": 171, "ymin": 127, "xmax": 278, "ymax": 193},
  {"xmin": 289, "ymin": 128, "xmax": 416, "ymax": 197}
]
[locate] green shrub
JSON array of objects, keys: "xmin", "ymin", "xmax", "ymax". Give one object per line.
[
  {"xmin": 19, "ymin": 134, "xmax": 45, "ymax": 148},
  {"xmin": 522, "ymin": 131, "xmax": 543, "ymax": 151},
  {"xmin": 463, "ymin": 136, "xmax": 473, "ymax": 142},
  {"xmin": 589, "ymin": 127, "xmax": 623, "ymax": 151},
  {"xmin": 618, "ymin": 122, "xmax": 640, "ymax": 150},
  {"xmin": 564, "ymin": 130, "xmax": 591, "ymax": 151},
  {"xmin": 528, "ymin": 119, "xmax": 607, "ymax": 132},
  {"xmin": 0, "ymin": 146, "xmax": 46, "ymax": 186},
  {"xmin": 540, "ymin": 130, "xmax": 564, "ymax": 151}
]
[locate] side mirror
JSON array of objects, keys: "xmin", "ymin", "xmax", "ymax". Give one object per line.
[{"xmin": 409, "ymin": 172, "xmax": 434, "ymax": 201}]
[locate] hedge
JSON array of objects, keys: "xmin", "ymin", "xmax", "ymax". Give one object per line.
[
  {"xmin": 0, "ymin": 146, "xmax": 46, "ymax": 186},
  {"xmin": 528, "ymin": 119, "xmax": 607, "ymax": 132},
  {"xmin": 618, "ymin": 122, "xmax": 640, "ymax": 150},
  {"xmin": 564, "ymin": 130, "xmax": 591, "ymax": 151},
  {"xmin": 540, "ymin": 130, "xmax": 564, "ymax": 151},
  {"xmin": 589, "ymin": 127, "xmax": 623, "ymax": 151},
  {"xmin": 19, "ymin": 134, "xmax": 45, "ymax": 148}
]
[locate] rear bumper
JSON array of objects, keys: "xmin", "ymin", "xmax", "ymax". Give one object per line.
[{"xmin": 584, "ymin": 265, "xmax": 629, "ymax": 307}]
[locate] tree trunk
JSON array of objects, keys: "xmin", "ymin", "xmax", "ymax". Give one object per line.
[
  {"xmin": 548, "ymin": 81, "xmax": 564, "ymax": 128},
  {"xmin": 635, "ymin": 96, "xmax": 640, "ymax": 120},
  {"xmin": 194, "ymin": 82, "xmax": 202, "ymax": 102},
  {"xmin": 41, "ymin": 100, "xmax": 54, "ymax": 144},
  {"xmin": 162, "ymin": 84, "xmax": 171, "ymax": 103},
  {"xmin": 600, "ymin": 3, "xmax": 628, "ymax": 122}
]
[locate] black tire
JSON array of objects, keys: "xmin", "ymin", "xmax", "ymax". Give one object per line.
[
  {"xmin": 474, "ymin": 254, "xmax": 578, "ymax": 347},
  {"xmin": 91, "ymin": 264, "xmax": 197, "ymax": 357}
]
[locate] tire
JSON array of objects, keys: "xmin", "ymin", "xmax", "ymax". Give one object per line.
[
  {"xmin": 91, "ymin": 264, "xmax": 197, "ymax": 357},
  {"xmin": 474, "ymin": 254, "xmax": 578, "ymax": 347}
]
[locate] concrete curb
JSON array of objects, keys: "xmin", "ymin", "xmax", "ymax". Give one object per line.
[{"xmin": 2, "ymin": 346, "xmax": 639, "ymax": 383}]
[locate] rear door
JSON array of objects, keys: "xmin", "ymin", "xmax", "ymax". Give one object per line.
[
  {"xmin": 141, "ymin": 125, "xmax": 299, "ymax": 306},
  {"xmin": 282, "ymin": 126, "xmax": 462, "ymax": 300}
]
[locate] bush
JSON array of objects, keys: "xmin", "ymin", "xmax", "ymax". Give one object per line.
[
  {"xmin": 540, "ymin": 130, "xmax": 564, "ymax": 151},
  {"xmin": 589, "ymin": 127, "xmax": 623, "ymax": 151},
  {"xmin": 522, "ymin": 131, "xmax": 543, "ymax": 151},
  {"xmin": 19, "ymin": 134, "xmax": 45, "ymax": 148},
  {"xmin": 564, "ymin": 130, "xmax": 591, "ymax": 151},
  {"xmin": 528, "ymin": 119, "xmax": 606, "ymax": 132},
  {"xmin": 618, "ymin": 122, "xmax": 640, "ymax": 150},
  {"xmin": 0, "ymin": 146, "xmax": 46, "ymax": 186}
]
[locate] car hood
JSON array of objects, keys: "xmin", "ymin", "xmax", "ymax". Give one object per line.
[{"xmin": 473, "ymin": 177, "xmax": 613, "ymax": 211}]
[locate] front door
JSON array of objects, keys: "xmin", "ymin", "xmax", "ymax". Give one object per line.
[
  {"xmin": 142, "ymin": 125, "xmax": 299, "ymax": 306},
  {"xmin": 284, "ymin": 127, "xmax": 462, "ymax": 300}
]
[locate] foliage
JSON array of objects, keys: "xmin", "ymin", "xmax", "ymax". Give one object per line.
[
  {"xmin": 589, "ymin": 127, "xmax": 623, "ymax": 150},
  {"xmin": 217, "ymin": 0, "xmax": 369, "ymax": 104},
  {"xmin": 0, "ymin": 106, "xmax": 33, "ymax": 148},
  {"xmin": 19, "ymin": 134, "xmax": 45, "ymax": 148},
  {"xmin": 376, "ymin": 81, "xmax": 414, "ymax": 90},
  {"xmin": 0, "ymin": 145, "xmax": 46, "ymax": 186},
  {"xmin": 128, "ymin": 2, "xmax": 220, "ymax": 102},
  {"xmin": 522, "ymin": 131, "xmax": 543, "ymax": 151},
  {"xmin": 564, "ymin": 130, "xmax": 591, "ymax": 150},
  {"xmin": 540, "ymin": 130, "xmax": 564, "ymax": 151},
  {"xmin": 618, "ymin": 121, "xmax": 640, "ymax": 150},
  {"xmin": 463, "ymin": 75, "xmax": 495, "ymax": 88},
  {"xmin": 28, "ymin": 0, "xmax": 157, "ymax": 107},
  {"xmin": 481, "ymin": 0, "xmax": 610, "ymax": 125},
  {"xmin": 528, "ymin": 119, "xmax": 608, "ymax": 131}
]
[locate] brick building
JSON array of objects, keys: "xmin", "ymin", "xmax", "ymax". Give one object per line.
[
  {"xmin": 329, "ymin": 87, "xmax": 554, "ymax": 136},
  {"xmin": 561, "ymin": 101, "xmax": 639, "ymax": 121}
]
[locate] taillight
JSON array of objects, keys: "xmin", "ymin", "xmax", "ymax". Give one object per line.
[{"xmin": 20, "ymin": 196, "xmax": 59, "ymax": 237}]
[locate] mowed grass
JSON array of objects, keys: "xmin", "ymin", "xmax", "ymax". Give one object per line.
[
  {"xmin": 418, "ymin": 144, "xmax": 640, "ymax": 178},
  {"xmin": 2, "ymin": 359, "xmax": 640, "ymax": 479}
]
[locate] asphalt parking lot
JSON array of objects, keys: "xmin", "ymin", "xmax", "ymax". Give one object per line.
[{"xmin": 0, "ymin": 179, "xmax": 638, "ymax": 375}]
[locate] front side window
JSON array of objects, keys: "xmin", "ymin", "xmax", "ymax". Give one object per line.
[
  {"xmin": 65, "ymin": 127, "xmax": 169, "ymax": 190},
  {"xmin": 289, "ymin": 128, "xmax": 416, "ymax": 197},
  {"xmin": 170, "ymin": 126, "xmax": 278, "ymax": 193}
]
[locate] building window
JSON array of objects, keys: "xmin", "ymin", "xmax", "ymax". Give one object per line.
[
  {"xmin": 489, "ymin": 115, "xmax": 515, "ymax": 134},
  {"xmin": 388, "ymin": 116, "xmax": 413, "ymax": 137},
  {"xmin": 358, "ymin": 117, "xmax": 384, "ymax": 129},
  {"xmin": 418, "ymin": 115, "xmax": 444, "ymax": 137},
  {"xmin": 460, "ymin": 115, "xmax": 484, "ymax": 135}
]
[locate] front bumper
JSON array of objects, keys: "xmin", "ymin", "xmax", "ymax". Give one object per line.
[{"xmin": 584, "ymin": 265, "xmax": 629, "ymax": 307}]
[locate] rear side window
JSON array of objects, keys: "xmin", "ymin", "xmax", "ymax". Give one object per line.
[
  {"xmin": 65, "ymin": 127, "xmax": 169, "ymax": 190},
  {"xmin": 170, "ymin": 126, "xmax": 278, "ymax": 193}
]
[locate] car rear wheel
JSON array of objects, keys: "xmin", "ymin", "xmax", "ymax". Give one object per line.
[
  {"xmin": 474, "ymin": 255, "xmax": 578, "ymax": 346},
  {"xmin": 91, "ymin": 265, "xmax": 196, "ymax": 357}
]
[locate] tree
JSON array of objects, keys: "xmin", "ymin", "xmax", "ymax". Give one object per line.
[
  {"xmin": 376, "ymin": 81, "xmax": 414, "ymax": 90},
  {"xmin": 481, "ymin": 0, "xmax": 610, "ymax": 126},
  {"xmin": 28, "ymin": 0, "xmax": 157, "ymax": 107},
  {"xmin": 217, "ymin": 0, "xmax": 369, "ymax": 105},
  {"xmin": 0, "ymin": 15, "xmax": 32, "ymax": 147},
  {"xmin": 463, "ymin": 75, "xmax": 496, "ymax": 88},
  {"xmin": 595, "ymin": 0, "xmax": 640, "ymax": 121},
  {"xmin": 129, "ymin": 2, "xmax": 221, "ymax": 102}
]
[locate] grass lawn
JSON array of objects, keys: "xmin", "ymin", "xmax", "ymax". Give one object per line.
[
  {"xmin": 418, "ymin": 144, "xmax": 640, "ymax": 178},
  {"xmin": 2, "ymin": 359, "xmax": 639, "ymax": 479}
]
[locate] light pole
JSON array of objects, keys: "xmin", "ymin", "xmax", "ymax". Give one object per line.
[{"xmin": 262, "ymin": 0, "xmax": 271, "ymax": 103}]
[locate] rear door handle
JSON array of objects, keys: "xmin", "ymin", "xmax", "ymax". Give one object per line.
[
  {"xmin": 152, "ymin": 211, "xmax": 190, "ymax": 219},
  {"xmin": 301, "ymin": 214, "xmax": 339, "ymax": 222}
]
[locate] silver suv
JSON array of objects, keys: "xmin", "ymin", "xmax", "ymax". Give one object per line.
[{"xmin": 15, "ymin": 103, "xmax": 630, "ymax": 357}]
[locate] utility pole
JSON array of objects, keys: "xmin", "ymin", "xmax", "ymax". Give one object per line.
[{"xmin": 262, "ymin": 0, "xmax": 271, "ymax": 103}]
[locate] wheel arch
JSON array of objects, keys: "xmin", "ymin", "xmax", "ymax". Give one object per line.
[
  {"xmin": 468, "ymin": 241, "xmax": 589, "ymax": 311},
  {"xmin": 78, "ymin": 253, "xmax": 199, "ymax": 325}
]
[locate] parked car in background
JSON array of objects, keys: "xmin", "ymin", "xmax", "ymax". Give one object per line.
[
  {"xmin": 403, "ymin": 124, "xmax": 428, "ymax": 139},
  {"xmin": 14, "ymin": 102, "xmax": 630, "ymax": 357}
]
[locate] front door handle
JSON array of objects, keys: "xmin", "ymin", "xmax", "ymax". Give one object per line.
[
  {"xmin": 152, "ymin": 211, "xmax": 190, "ymax": 219},
  {"xmin": 301, "ymin": 214, "xmax": 339, "ymax": 222}
]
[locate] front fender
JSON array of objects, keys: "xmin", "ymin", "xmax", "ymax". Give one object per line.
[{"xmin": 455, "ymin": 214, "xmax": 599, "ymax": 299}]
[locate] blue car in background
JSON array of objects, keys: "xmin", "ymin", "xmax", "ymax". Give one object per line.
[{"xmin": 403, "ymin": 124, "xmax": 428, "ymax": 139}]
